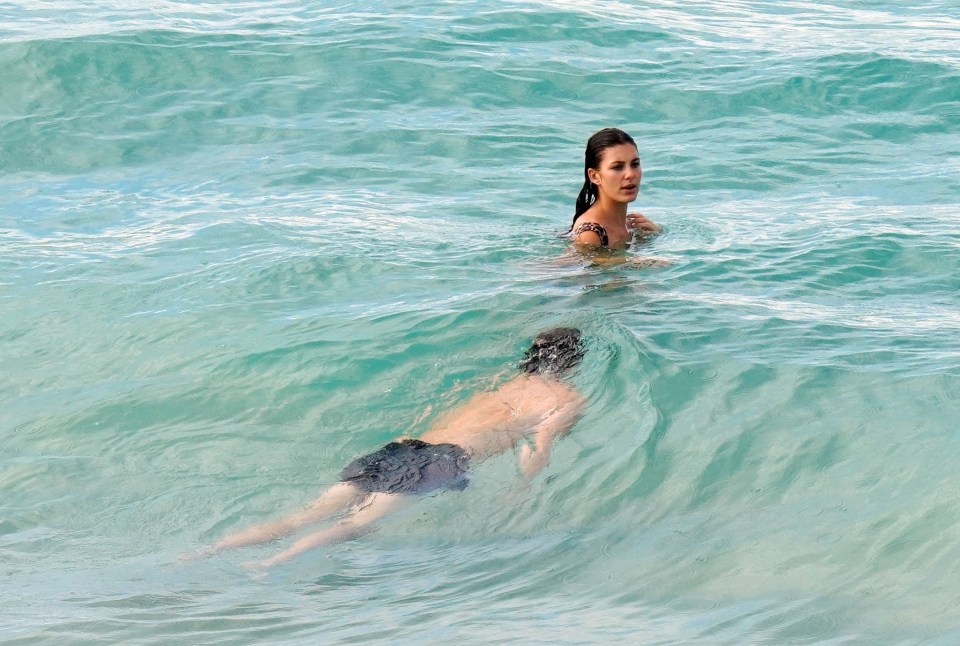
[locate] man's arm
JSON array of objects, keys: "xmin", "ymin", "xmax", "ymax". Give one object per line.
[{"xmin": 519, "ymin": 392, "xmax": 586, "ymax": 479}]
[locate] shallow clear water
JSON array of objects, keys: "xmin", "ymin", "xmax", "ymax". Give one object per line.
[{"xmin": 2, "ymin": 1, "xmax": 960, "ymax": 644}]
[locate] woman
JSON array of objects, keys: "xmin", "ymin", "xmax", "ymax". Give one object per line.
[{"xmin": 570, "ymin": 128, "xmax": 661, "ymax": 252}]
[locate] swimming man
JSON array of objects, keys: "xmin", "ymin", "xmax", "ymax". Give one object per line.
[{"xmin": 207, "ymin": 327, "xmax": 586, "ymax": 567}]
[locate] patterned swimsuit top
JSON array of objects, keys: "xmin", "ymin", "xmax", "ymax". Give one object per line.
[{"xmin": 572, "ymin": 221, "xmax": 609, "ymax": 247}]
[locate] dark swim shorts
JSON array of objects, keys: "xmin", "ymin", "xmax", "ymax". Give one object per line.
[{"xmin": 339, "ymin": 439, "xmax": 470, "ymax": 495}]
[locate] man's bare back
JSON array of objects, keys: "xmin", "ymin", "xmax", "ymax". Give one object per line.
[{"xmin": 421, "ymin": 374, "xmax": 583, "ymax": 461}]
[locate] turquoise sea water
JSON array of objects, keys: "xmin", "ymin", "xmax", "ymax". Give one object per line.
[{"xmin": 3, "ymin": 1, "xmax": 960, "ymax": 643}]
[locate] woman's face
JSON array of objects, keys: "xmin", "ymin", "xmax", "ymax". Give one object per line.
[{"xmin": 589, "ymin": 143, "xmax": 641, "ymax": 203}]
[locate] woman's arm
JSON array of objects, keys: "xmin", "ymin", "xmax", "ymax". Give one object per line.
[{"xmin": 627, "ymin": 212, "xmax": 661, "ymax": 235}]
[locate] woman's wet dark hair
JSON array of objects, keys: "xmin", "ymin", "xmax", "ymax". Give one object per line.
[
  {"xmin": 519, "ymin": 327, "xmax": 585, "ymax": 376},
  {"xmin": 571, "ymin": 128, "xmax": 638, "ymax": 229}
]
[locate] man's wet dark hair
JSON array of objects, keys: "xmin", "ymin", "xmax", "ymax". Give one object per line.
[{"xmin": 519, "ymin": 327, "xmax": 585, "ymax": 376}]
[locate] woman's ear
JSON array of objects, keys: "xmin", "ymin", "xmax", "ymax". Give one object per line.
[{"xmin": 587, "ymin": 167, "xmax": 600, "ymax": 186}]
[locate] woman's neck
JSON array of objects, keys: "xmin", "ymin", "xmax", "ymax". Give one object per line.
[{"xmin": 592, "ymin": 195, "xmax": 628, "ymax": 224}]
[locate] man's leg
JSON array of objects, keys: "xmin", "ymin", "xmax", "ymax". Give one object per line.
[
  {"xmin": 258, "ymin": 492, "xmax": 411, "ymax": 566},
  {"xmin": 209, "ymin": 482, "xmax": 366, "ymax": 554}
]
